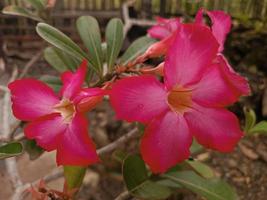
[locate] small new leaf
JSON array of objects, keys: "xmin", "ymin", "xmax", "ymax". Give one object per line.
[{"xmin": 2, "ymin": 5, "xmax": 43, "ymax": 21}]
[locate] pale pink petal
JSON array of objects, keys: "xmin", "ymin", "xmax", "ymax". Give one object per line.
[
  {"xmin": 207, "ymin": 10, "xmax": 231, "ymax": 52},
  {"xmin": 59, "ymin": 60, "xmax": 87, "ymax": 100},
  {"xmin": 194, "ymin": 8, "xmax": 204, "ymax": 24},
  {"xmin": 56, "ymin": 113, "xmax": 99, "ymax": 166},
  {"xmin": 164, "ymin": 24, "xmax": 219, "ymax": 89},
  {"xmin": 8, "ymin": 79, "xmax": 59, "ymax": 121},
  {"xmin": 24, "ymin": 113, "xmax": 67, "ymax": 151},
  {"xmin": 191, "ymin": 63, "xmax": 240, "ymax": 107},
  {"xmin": 110, "ymin": 75, "xmax": 169, "ymax": 123},
  {"xmin": 185, "ymin": 104, "xmax": 243, "ymax": 152},
  {"xmin": 141, "ymin": 111, "xmax": 192, "ymax": 173},
  {"xmin": 217, "ymin": 55, "xmax": 250, "ymax": 96},
  {"xmin": 148, "ymin": 25, "xmax": 171, "ymax": 40}
]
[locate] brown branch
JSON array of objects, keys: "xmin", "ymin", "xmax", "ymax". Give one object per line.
[
  {"xmin": 114, "ymin": 190, "xmax": 131, "ymax": 200},
  {"xmin": 19, "ymin": 50, "xmax": 43, "ymax": 78}
]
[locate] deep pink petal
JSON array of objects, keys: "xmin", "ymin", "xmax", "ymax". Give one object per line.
[
  {"xmin": 110, "ymin": 75, "xmax": 169, "ymax": 123},
  {"xmin": 191, "ymin": 63, "xmax": 241, "ymax": 107},
  {"xmin": 59, "ymin": 60, "xmax": 87, "ymax": 100},
  {"xmin": 73, "ymin": 88, "xmax": 105, "ymax": 104},
  {"xmin": 24, "ymin": 113, "xmax": 67, "ymax": 151},
  {"xmin": 207, "ymin": 10, "xmax": 231, "ymax": 52},
  {"xmin": 217, "ymin": 55, "xmax": 250, "ymax": 96},
  {"xmin": 56, "ymin": 113, "xmax": 99, "ymax": 166},
  {"xmin": 148, "ymin": 25, "xmax": 171, "ymax": 40},
  {"xmin": 194, "ymin": 8, "xmax": 204, "ymax": 24},
  {"xmin": 141, "ymin": 111, "xmax": 192, "ymax": 173},
  {"xmin": 8, "ymin": 79, "xmax": 59, "ymax": 121},
  {"xmin": 164, "ymin": 24, "xmax": 219, "ymax": 89},
  {"xmin": 185, "ymin": 104, "xmax": 243, "ymax": 152}
]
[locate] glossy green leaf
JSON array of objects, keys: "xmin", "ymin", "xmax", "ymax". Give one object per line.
[
  {"xmin": 36, "ymin": 23, "xmax": 90, "ymax": 66},
  {"xmin": 120, "ymin": 36, "xmax": 156, "ymax": 65},
  {"xmin": 64, "ymin": 166, "xmax": 86, "ymax": 189},
  {"xmin": 77, "ymin": 16, "xmax": 103, "ymax": 73},
  {"xmin": 123, "ymin": 155, "xmax": 171, "ymax": 200},
  {"xmin": 186, "ymin": 160, "xmax": 214, "ymax": 179},
  {"xmin": 24, "ymin": 139, "xmax": 44, "ymax": 160},
  {"xmin": 2, "ymin": 5, "xmax": 43, "ymax": 21},
  {"xmin": 40, "ymin": 75, "xmax": 62, "ymax": 92},
  {"xmin": 44, "ymin": 47, "xmax": 79, "ymax": 72},
  {"xmin": 26, "ymin": 0, "xmax": 46, "ymax": 10},
  {"xmin": 249, "ymin": 121, "xmax": 267, "ymax": 135},
  {"xmin": 244, "ymin": 107, "xmax": 256, "ymax": 133},
  {"xmin": 105, "ymin": 18, "xmax": 123, "ymax": 71},
  {"xmin": 162, "ymin": 171, "xmax": 238, "ymax": 200},
  {"xmin": 0, "ymin": 142, "xmax": 23, "ymax": 159}
]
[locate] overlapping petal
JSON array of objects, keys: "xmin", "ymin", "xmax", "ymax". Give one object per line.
[
  {"xmin": 207, "ymin": 10, "xmax": 231, "ymax": 52},
  {"xmin": 8, "ymin": 79, "xmax": 59, "ymax": 121},
  {"xmin": 56, "ymin": 113, "xmax": 99, "ymax": 166},
  {"xmin": 164, "ymin": 24, "xmax": 219, "ymax": 88},
  {"xmin": 60, "ymin": 60, "xmax": 87, "ymax": 100},
  {"xmin": 191, "ymin": 63, "xmax": 241, "ymax": 107},
  {"xmin": 185, "ymin": 104, "xmax": 243, "ymax": 152},
  {"xmin": 141, "ymin": 111, "xmax": 192, "ymax": 173},
  {"xmin": 24, "ymin": 113, "xmax": 67, "ymax": 151},
  {"xmin": 217, "ymin": 55, "xmax": 250, "ymax": 96},
  {"xmin": 110, "ymin": 75, "xmax": 169, "ymax": 123}
]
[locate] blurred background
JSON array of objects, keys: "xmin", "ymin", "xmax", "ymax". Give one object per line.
[{"xmin": 1, "ymin": 0, "xmax": 267, "ymax": 200}]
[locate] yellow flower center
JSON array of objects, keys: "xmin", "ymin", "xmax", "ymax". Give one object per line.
[
  {"xmin": 54, "ymin": 99, "xmax": 75, "ymax": 123},
  {"xmin": 167, "ymin": 86, "xmax": 193, "ymax": 114}
]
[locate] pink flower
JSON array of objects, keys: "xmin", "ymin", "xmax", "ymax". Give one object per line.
[
  {"xmin": 9, "ymin": 60, "xmax": 104, "ymax": 166},
  {"xmin": 145, "ymin": 9, "xmax": 250, "ymax": 96},
  {"xmin": 110, "ymin": 23, "xmax": 247, "ymax": 173}
]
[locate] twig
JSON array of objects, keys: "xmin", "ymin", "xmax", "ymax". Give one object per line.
[
  {"xmin": 122, "ymin": 1, "xmax": 156, "ymax": 36},
  {"xmin": 97, "ymin": 127, "xmax": 139, "ymax": 155},
  {"xmin": 114, "ymin": 190, "xmax": 131, "ymax": 200},
  {"xmin": 0, "ymin": 85, "xmax": 9, "ymax": 92},
  {"xmin": 2, "ymin": 67, "xmax": 23, "ymax": 192},
  {"xmin": 19, "ymin": 50, "xmax": 43, "ymax": 78}
]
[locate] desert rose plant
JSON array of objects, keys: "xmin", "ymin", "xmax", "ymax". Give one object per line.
[{"xmin": 2, "ymin": 1, "xmax": 261, "ymax": 199}]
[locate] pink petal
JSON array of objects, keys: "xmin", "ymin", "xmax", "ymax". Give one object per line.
[
  {"xmin": 185, "ymin": 104, "xmax": 243, "ymax": 152},
  {"xmin": 141, "ymin": 111, "xmax": 192, "ymax": 173},
  {"xmin": 217, "ymin": 55, "xmax": 250, "ymax": 96},
  {"xmin": 24, "ymin": 113, "xmax": 67, "ymax": 151},
  {"xmin": 148, "ymin": 25, "xmax": 171, "ymax": 40},
  {"xmin": 164, "ymin": 24, "xmax": 219, "ymax": 89},
  {"xmin": 110, "ymin": 75, "xmax": 169, "ymax": 123},
  {"xmin": 194, "ymin": 8, "xmax": 204, "ymax": 24},
  {"xmin": 59, "ymin": 60, "xmax": 87, "ymax": 100},
  {"xmin": 191, "ymin": 62, "xmax": 241, "ymax": 107},
  {"xmin": 56, "ymin": 113, "xmax": 99, "ymax": 166},
  {"xmin": 8, "ymin": 79, "xmax": 59, "ymax": 121},
  {"xmin": 207, "ymin": 10, "xmax": 231, "ymax": 52}
]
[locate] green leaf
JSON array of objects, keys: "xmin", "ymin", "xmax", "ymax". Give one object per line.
[
  {"xmin": 24, "ymin": 139, "xmax": 44, "ymax": 160},
  {"xmin": 244, "ymin": 107, "xmax": 256, "ymax": 133},
  {"xmin": 44, "ymin": 47, "xmax": 79, "ymax": 72},
  {"xmin": 40, "ymin": 75, "xmax": 62, "ymax": 92},
  {"xmin": 64, "ymin": 166, "xmax": 86, "ymax": 190},
  {"xmin": 190, "ymin": 139, "xmax": 203, "ymax": 154},
  {"xmin": 0, "ymin": 142, "xmax": 23, "ymax": 159},
  {"xmin": 162, "ymin": 171, "xmax": 238, "ymax": 200},
  {"xmin": 248, "ymin": 121, "xmax": 267, "ymax": 135},
  {"xmin": 105, "ymin": 18, "xmax": 123, "ymax": 71},
  {"xmin": 36, "ymin": 23, "xmax": 91, "ymax": 67},
  {"xmin": 26, "ymin": 0, "xmax": 46, "ymax": 10},
  {"xmin": 120, "ymin": 36, "xmax": 156, "ymax": 65},
  {"xmin": 77, "ymin": 16, "xmax": 103, "ymax": 73},
  {"xmin": 123, "ymin": 155, "xmax": 171, "ymax": 200},
  {"xmin": 186, "ymin": 160, "xmax": 214, "ymax": 179},
  {"xmin": 2, "ymin": 5, "xmax": 43, "ymax": 21}
]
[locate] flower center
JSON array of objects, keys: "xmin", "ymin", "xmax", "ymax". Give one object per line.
[
  {"xmin": 54, "ymin": 99, "xmax": 75, "ymax": 123},
  {"xmin": 167, "ymin": 86, "xmax": 193, "ymax": 114}
]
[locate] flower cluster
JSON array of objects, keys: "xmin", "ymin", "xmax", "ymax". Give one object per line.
[{"xmin": 8, "ymin": 9, "xmax": 249, "ymax": 173}]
